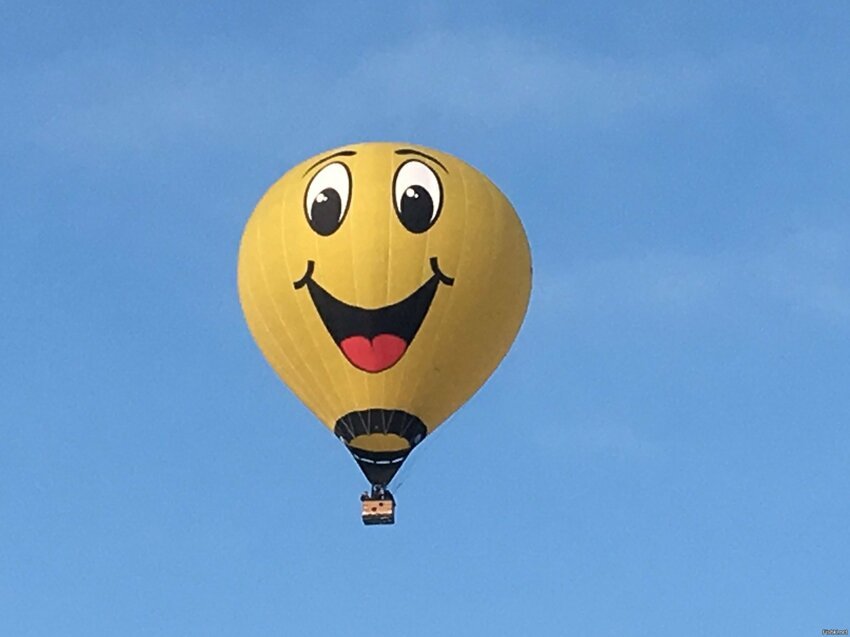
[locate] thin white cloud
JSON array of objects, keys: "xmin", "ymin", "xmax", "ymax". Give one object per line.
[
  {"xmin": 534, "ymin": 225, "xmax": 850, "ymax": 326},
  {"xmin": 8, "ymin": 30, "xmax": 753, "ymax": 156},
  {"xmin": 343, "ymin": 30, "xmax": 727, "ymax": 123},
  {"xmin": 758, "ymin": 227, "xmax": 850, "ymax": 320},
  {"xmin": 15, "ymin": 46, "xmax": 318, "ymax": 153},
  {"xmin": 532, "ymin": 417, "xmax": 662, "ymax": 461},
  {"xmin": 535, "ymin": 252, "xmax": 733, "ymax": 318}
]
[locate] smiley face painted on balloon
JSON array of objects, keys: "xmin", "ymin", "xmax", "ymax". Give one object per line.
[
  {"xmin": 238, "ymin": 143, "xmax": 531, "ymax": 486},
  {"xmin": 293, "ymin": 148, "xmax": 456, "ymax": 374}
]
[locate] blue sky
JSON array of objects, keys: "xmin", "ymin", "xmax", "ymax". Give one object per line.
[{"xmin": 2, "ymin": 2, "xmax": 849, "ymax": 635}]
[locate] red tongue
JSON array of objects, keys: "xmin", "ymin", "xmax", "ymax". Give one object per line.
[{"xmin": 339, "ymin": 334, "xmax": 408, "ymax": 372}]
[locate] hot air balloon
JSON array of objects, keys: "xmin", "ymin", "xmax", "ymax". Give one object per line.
[{"xmin": 238, "ymin": 142, "xmax": 531, "ymax": 524}]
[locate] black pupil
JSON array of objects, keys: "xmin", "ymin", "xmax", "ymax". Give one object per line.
[
  {"xmin": 310, "ymin": 188, "xmax": 342, "ymax": 236},
  {"xmin": 399, "ymin": 185, "xmax": 434, "ymax": 233}
]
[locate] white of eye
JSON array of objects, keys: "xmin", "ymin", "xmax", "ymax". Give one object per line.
[
  {"xmin": 393, "ymin": 160, "xmax": 442, "ymax": 222},
  {"xmin": 305, "ymin": 162, "xmax": 351, "ymax": 222}
]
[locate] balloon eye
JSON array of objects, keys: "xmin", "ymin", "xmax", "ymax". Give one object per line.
[
  {"xmin": 393, "ymin": 160, "xmax": 442, "ymax": 233},
  {"xmin": 305, "ymin": 162, "xmax": 351, "ymax": 236}
]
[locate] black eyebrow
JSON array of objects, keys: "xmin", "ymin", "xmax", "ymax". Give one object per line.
[
  {"xmin": 394, "ymin": 148, "xmax": 448, "ymax": 173},
  {"xmin": 303, "ymin": 150, "xmax": 356, "ymax": 176}
]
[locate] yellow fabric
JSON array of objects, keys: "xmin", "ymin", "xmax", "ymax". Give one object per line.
[
  {"xmin": 348, "ymin": 433, "xmax": 409, "ymax": 453},
  {"xmin": 238, "ymin": 142, "xmax": 531, "ymax": 435}
]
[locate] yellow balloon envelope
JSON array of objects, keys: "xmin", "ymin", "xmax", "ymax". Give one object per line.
[{"xmin": 238, "ymin": 142, "xmax": 531, "ymax": 493}]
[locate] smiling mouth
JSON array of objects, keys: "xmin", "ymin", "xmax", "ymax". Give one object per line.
[{"xmin": 293, "ymin": 257, "xmax": 454, "ymax": 373}]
